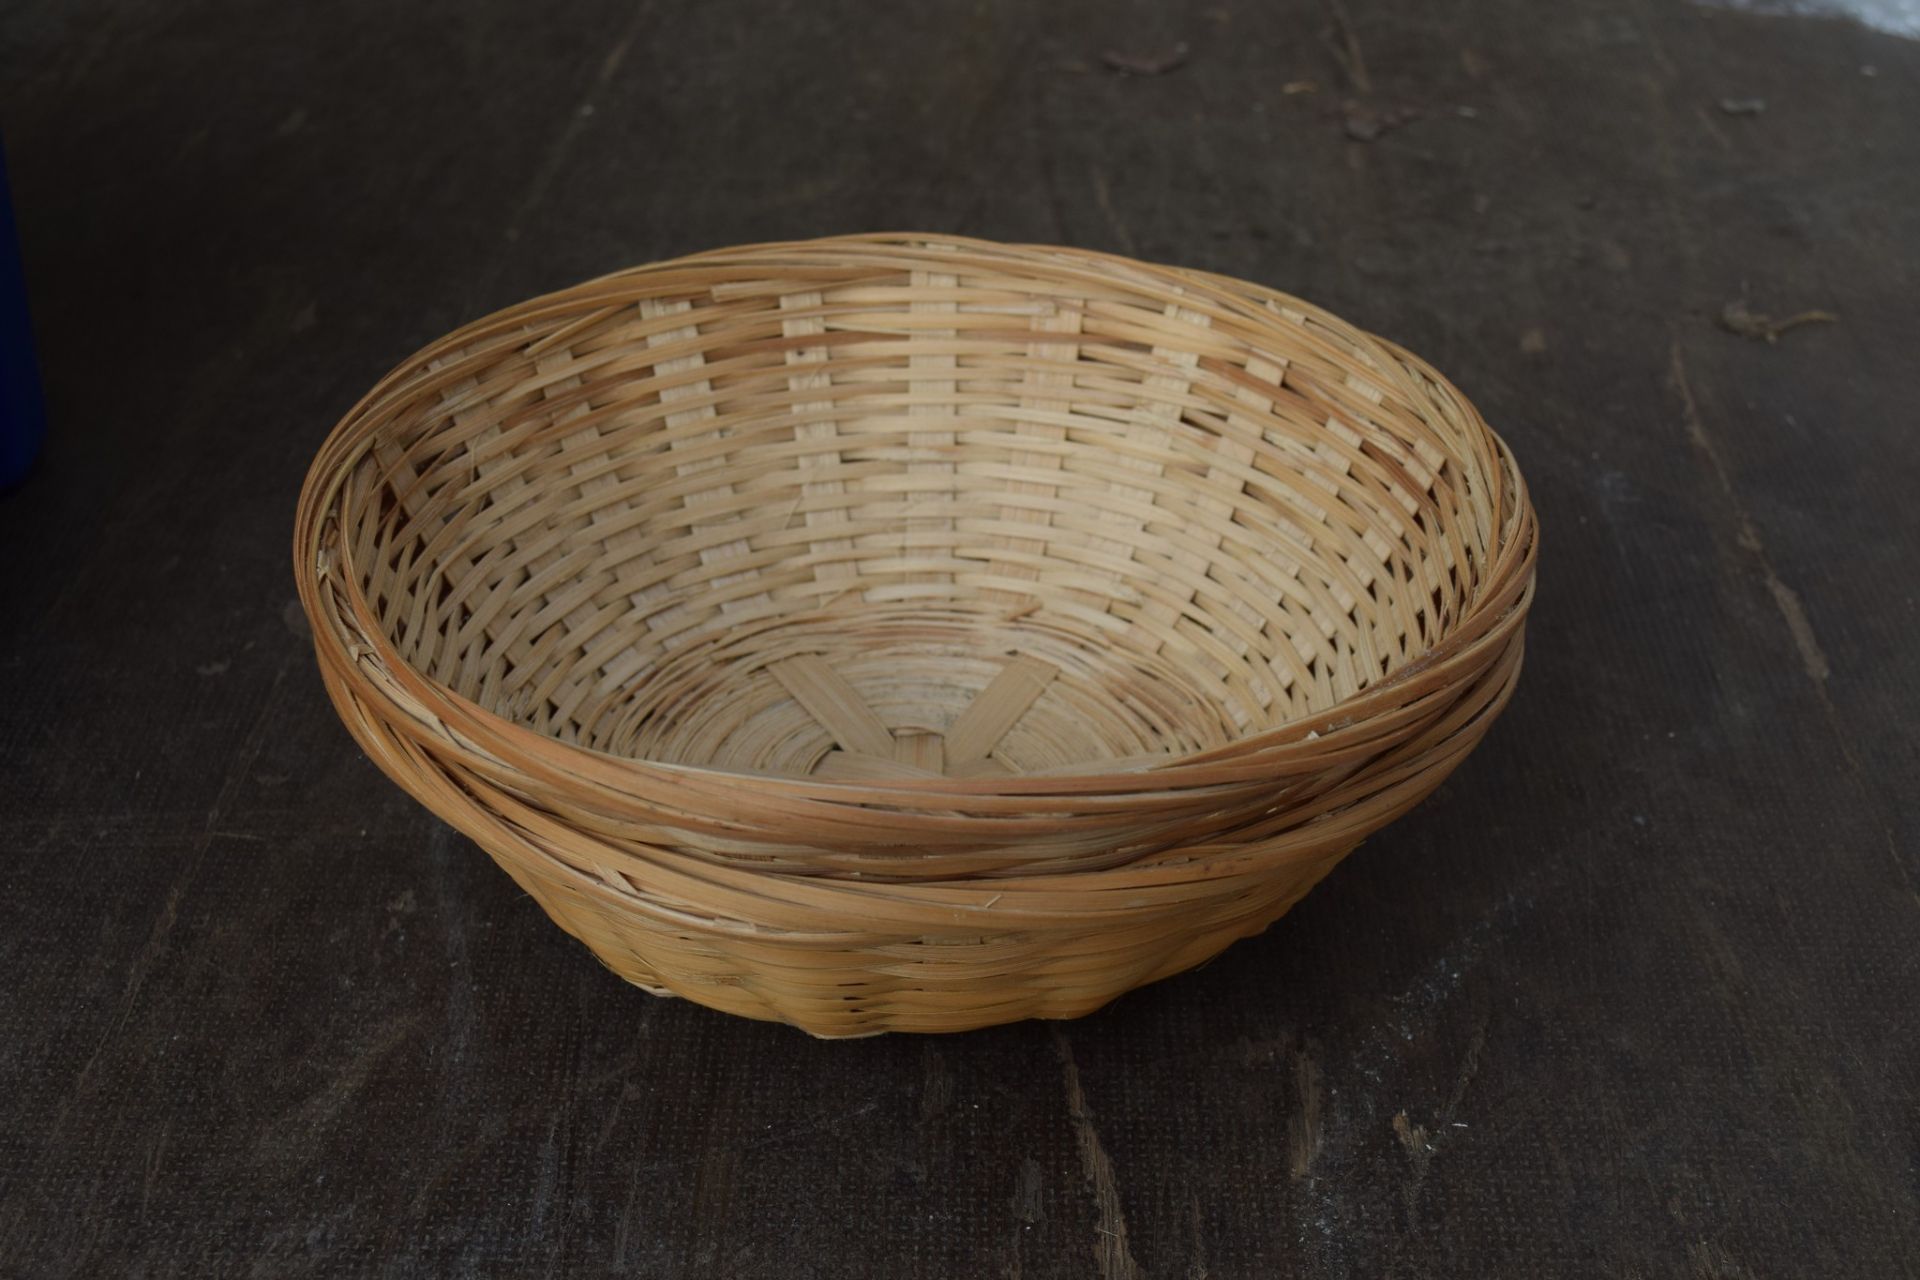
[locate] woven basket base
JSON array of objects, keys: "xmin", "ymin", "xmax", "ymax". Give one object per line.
[{"xmin": 596, "ymin": 604, "xmax": 1247, "ymax": 781}]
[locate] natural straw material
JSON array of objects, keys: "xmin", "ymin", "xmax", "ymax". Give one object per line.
[{"xmin": 294, "ymin": 234, "xmax": 1536, "ymax": 1036}]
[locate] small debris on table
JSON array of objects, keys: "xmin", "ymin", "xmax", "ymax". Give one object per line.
[
  {"xmin": 1392, "ymin": 1110, "xmax": 1432, "ymax": 1154},
  {"xmin": 1717, "ymin": 299, "xmax": 1838, "ymax": 343},
  {"xmin": 1718, "ymin": 97, "xmax": 1766, "ymax": 116},
  {"xmin": 1101, "ymin": 42, "xmax": 1190, "ymax": 76},
  {"xmin": 1283, "ymin": 79, "xmax": 1320, "ymax": 95},
  {"xmin": 1341, "ymin": 99, "xmax": 1421, "ymax": 142},
  {"xmin": 1519, "ymin": 327, "xmax": 1548, "ymax": 355}
]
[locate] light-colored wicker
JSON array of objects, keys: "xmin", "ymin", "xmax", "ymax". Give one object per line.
[{"xmin": 294, "ymin": 234, "xmax": 1536, "ymax": 1036}]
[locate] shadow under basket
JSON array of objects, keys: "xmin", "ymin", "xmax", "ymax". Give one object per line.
[{"xmin": 294, "ymin": 234, "xmax": 1536, "ymax": 1037}]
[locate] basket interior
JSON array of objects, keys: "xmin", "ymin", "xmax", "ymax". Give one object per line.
[{"xmin": 341, "ymin": 254, "xmax": 1496, "ymax": 781}]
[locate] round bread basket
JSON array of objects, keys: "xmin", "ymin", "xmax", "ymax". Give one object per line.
[{"xmin": 294, "ymin": 234, "xmax": 1536, "ymax": 1036}]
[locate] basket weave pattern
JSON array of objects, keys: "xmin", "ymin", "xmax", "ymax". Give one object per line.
[{"xmin": 295, "ymin": 235, "xmax": 1535, "ymax": 1036}]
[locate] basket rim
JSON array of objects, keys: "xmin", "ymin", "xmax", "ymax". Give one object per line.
[{"xmin": 293, "ymin": 232, "xmax": 1537, "ymax": 801}]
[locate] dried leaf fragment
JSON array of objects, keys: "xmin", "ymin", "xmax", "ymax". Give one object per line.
[{"xmin": 1101, "ymin": 42, "xmax": 1191, "ymax": 76}]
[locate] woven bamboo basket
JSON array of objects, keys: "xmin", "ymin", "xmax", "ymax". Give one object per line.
[{"xmin": 294, "ymin": 234, "xmax": 1535, "ymax": 1036}]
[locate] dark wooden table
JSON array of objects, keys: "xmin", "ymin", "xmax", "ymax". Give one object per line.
[{"xmin": 3, "ymin": 1, "xmax": 1915, "ymax": 1274}]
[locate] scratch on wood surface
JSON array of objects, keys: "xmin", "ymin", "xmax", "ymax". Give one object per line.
[
  {"xmin": 921, "ymin": 1041, "xmax": 955, "ymax": 1122},
  {"xmin": 1883, "ymin": 828, "xmax": 1917, "ymax": 911},
  {"xmin": 1655, "ymin": 105, "xmax": 1914, "ymax": 912},
  {"xmin": 1050, "ymin": 1027, "xmax": 1140, "ymax": 1280},
  {"xmin": 685, "ymin": 1117, "xmax": 740, "ymax": 1267},
  {"xmin": 593, "ymin": 1080, "xmax": 633, "ymax": 1155},
  {"xmin": 1687, "ymin": 1238, "xmax": 1758, "ymax": 1279},
  {"xmin": 1005, "ymin": 1156, "xmax": 1044, "ymax": 1280},
  {"xmin": 1037, "ymin": 137, "xmax": 1069, "ymax": 245},
  {"xmin": 1630, "ymin": 0, "xmax": 1680, "ymax": 81},
  {"xmin": 1187, "ymin": 1190, "xmax": 1209, "ymax": 1279},
  {"xmin": 1391, "ymin": 1109, "xmax": 1435, "ymax": 1223},
  {"xmin": 1321, "ymin": 0, "xmax": 1373, "ymax": 93},
  {"xmin": 1379, "ymin": 1010, "xmax": 1488, "ymax": 1230},
  {"xmin": 614, "ymin": 1114, "xmax": 650, "ymax": 1266},
  {"xmin": 1443, "ymin": 1014, "xmax": 1487, "ymax": 1120},
  {"xmin": 57, "ymin": 658, "xmax": 293, "ymax": 1132},
  {"xmin": 1288, "ymin": 1048, "xmax": 1323, "ymax": 1179},
  {"xmin": 140, "ymin": 1119, "xmax": 172, "ymax": 1220},
  {"xmin": 427, "ymin": 822, "xmax": 480, "ymax": 1068},
  {"xmin": 1645, "ymin": 34, "xmax": 1827, "ymax": 692},
  {"xmin": 504, "ymin": 0, "xmax": 650, "ymax": 242},
  {"xmin": 530, "ymin": 1111, "xmax": 562, "ymax": 1248},
  {"xmin": 1668, "ymin": 338, "xmax": 1831, "ymax": 685},
  {"xmin": 397, "ymin": 1114, "xmax": 512, "ymax": 1227},
  {"xmin": 1090, "ymin": 168, "xmax": 1139, "ymax": 258},
  {"xmin": 1691, "ymin": 102, "xmax": 1733, "ymax": 150},
  {"xmin": 269, "ymin": 1014, "xmax": 422, "ymax": 1146},
  {"xmin": 1757, "ymin": 573, "xmax": 1831, "ymax": 684},
  {"xmin": 1014, "ymin": 1157, "xmax": 1045, "ymax": 1223},
  {"xmin": 50, "ymin": 0, "xmax": 137, "ymax": 97}
]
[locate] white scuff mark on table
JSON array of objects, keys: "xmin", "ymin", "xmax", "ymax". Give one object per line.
[{"xmin": 1696, "ymin": 0, "xmax": 1920, "ymax": 37}]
